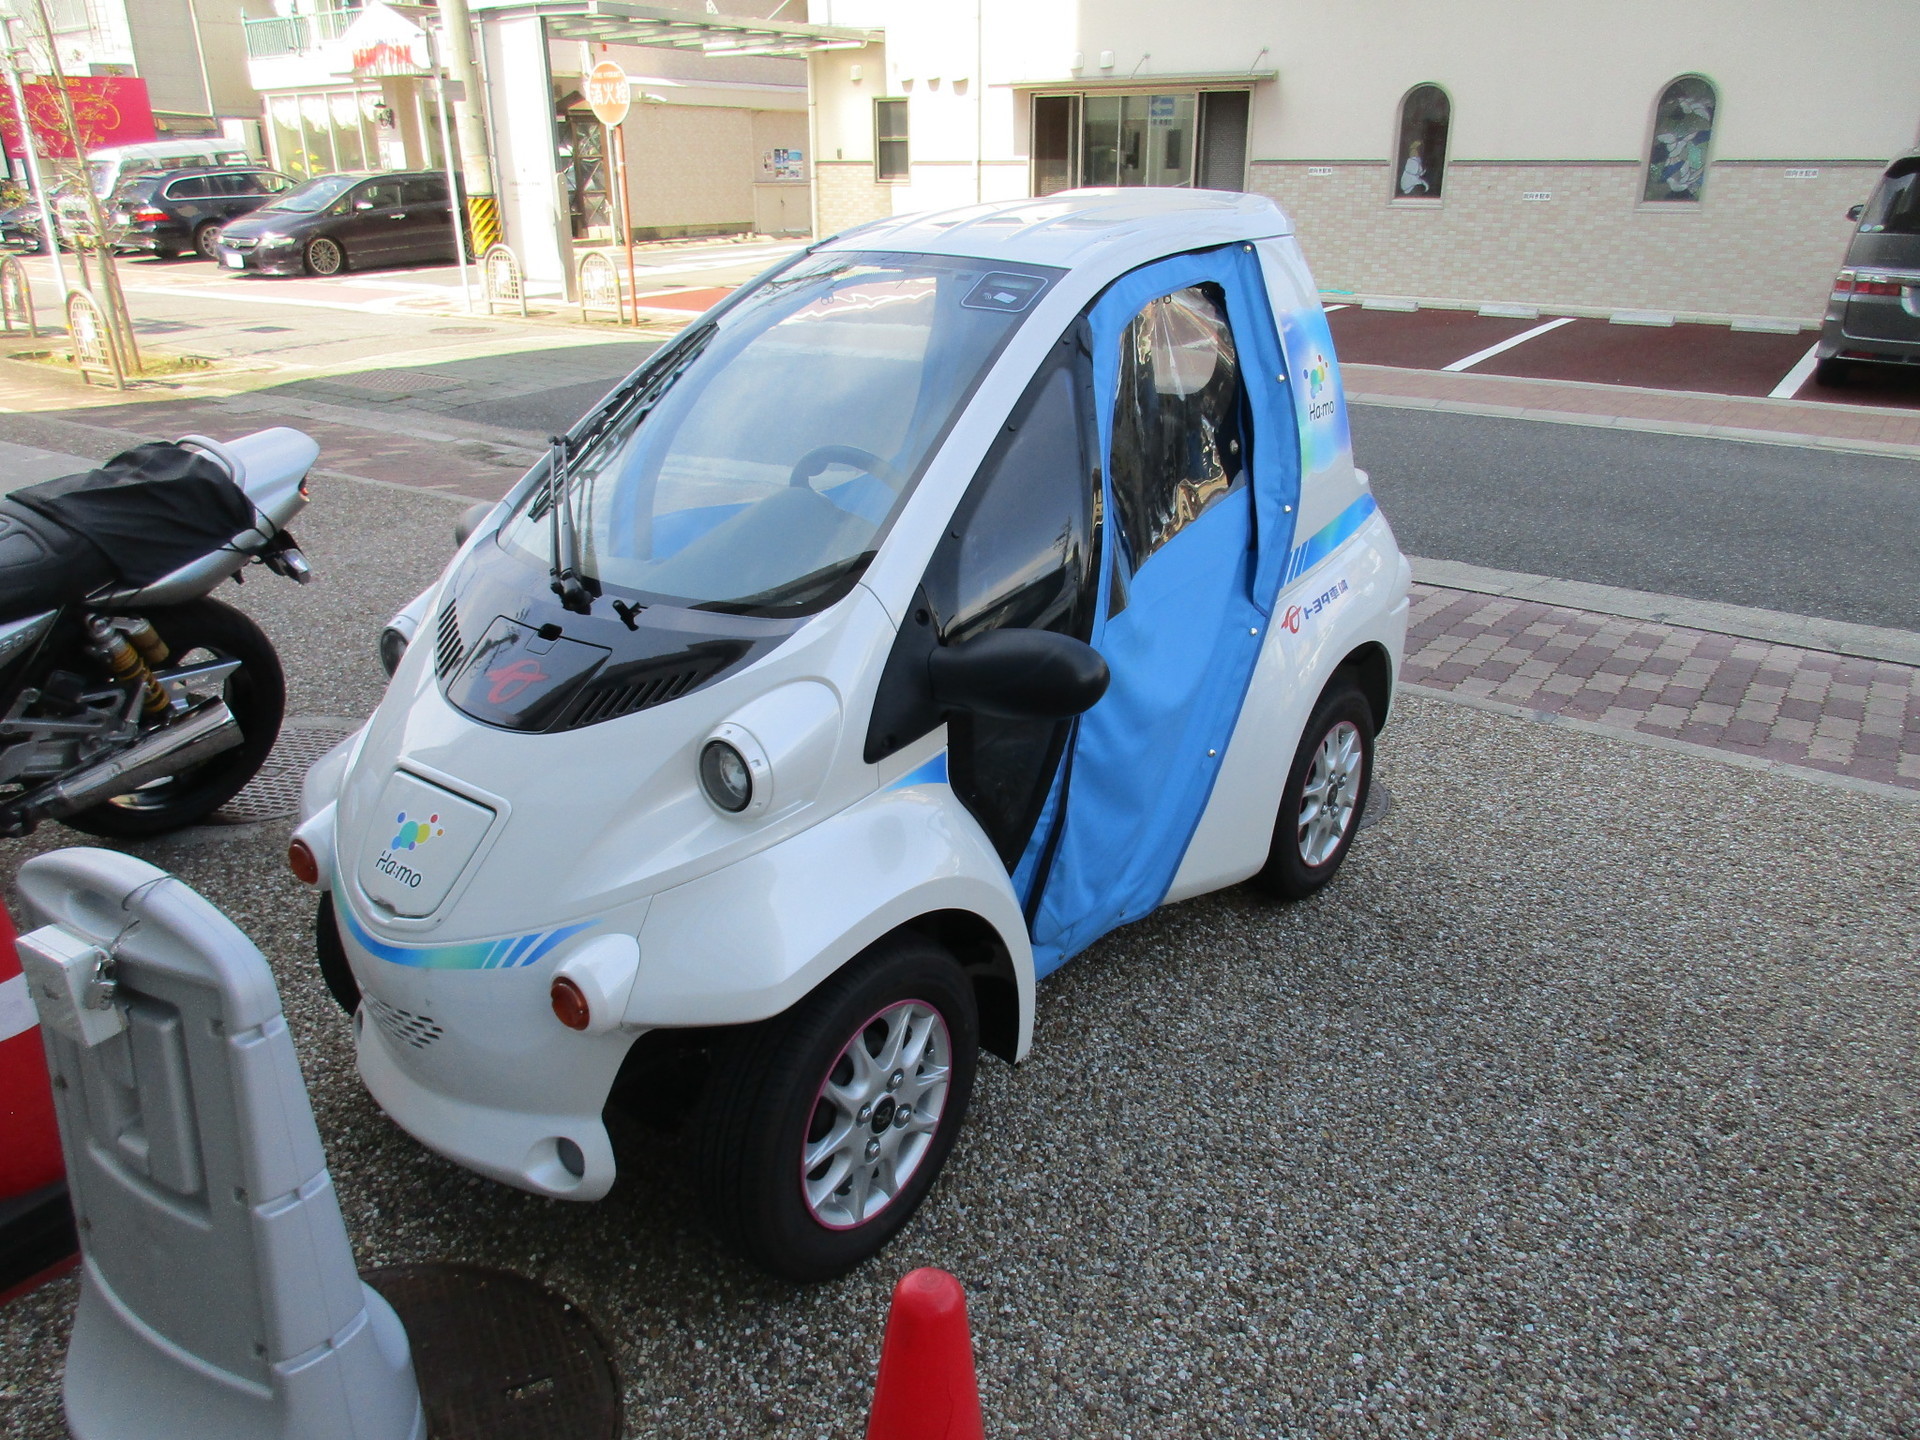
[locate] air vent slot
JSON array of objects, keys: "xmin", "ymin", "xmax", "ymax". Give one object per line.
[
  {"xmin": 553, "ymin": 643, "xmax": 749, "ymax": 731},
  {"xmin": 434, "ymin": 601, "xmax": 464, "ymax": 677},
  {"xmin": 364, "ymin": 993, "xmax": 444, "ymax": 1050}
]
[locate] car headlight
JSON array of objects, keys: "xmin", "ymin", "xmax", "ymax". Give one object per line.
[
  {"xmin": 258, "ymin": 232, "xmax": 297, "ymax": 247},
  {"xmin": 699, "ymin": 739, "xmax": 752, "ymax": 813},
  {"xmin": 698, "ymin": 723, "xmax": 772, "ymax": 818}
]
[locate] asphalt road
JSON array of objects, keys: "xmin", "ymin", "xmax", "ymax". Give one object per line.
[{"xmin": 1352, "ymin": 404, "xmax": 1920, "ymax": 632}]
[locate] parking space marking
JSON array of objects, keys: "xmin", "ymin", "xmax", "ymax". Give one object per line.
[
  {"xmin": 1441, "ymin": 315, "xmax": 1577, "ymax": 372},
  {"xmin": 1769, "ymin": 342, "xmax": 1822, "ymax": 399},
  {"xmin": 1322, "ymin": 303, "xmax": 1349, "ymax": 312}
]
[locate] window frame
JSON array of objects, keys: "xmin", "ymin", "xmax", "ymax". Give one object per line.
[
  {"xmin": 874, "ymin": 97, "xmax": 910, "ymax": 184},
  {"xmin": 1389, "ymin": 82, "xmax": 1451, "ymax": 205},
  {"xmin": 1641, "ymin": 73, "xmax": 1718, "ymax": 208}
]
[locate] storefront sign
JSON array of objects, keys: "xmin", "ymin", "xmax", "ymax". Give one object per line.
[
  {"xmin": 0, "ymin": 77, "xmax": 155, "ymax": 160},
  {"xmin": 345, "ymin": 1, "xmax": 431, "ymax": 78}
]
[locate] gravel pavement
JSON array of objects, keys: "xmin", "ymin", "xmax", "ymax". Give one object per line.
[{"xmin": 3, "ymin": 477, "xmax": 1919, "ymax": 1438}]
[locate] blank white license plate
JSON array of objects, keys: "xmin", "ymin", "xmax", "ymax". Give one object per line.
[{"xmin": 222, "ymin": 252, "xmax": 244, "ymax": 269}]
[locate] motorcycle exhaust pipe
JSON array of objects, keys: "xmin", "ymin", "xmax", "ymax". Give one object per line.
[{"xmin": 26, "ymin": 700, "xmax": 243, "ymax": 822}]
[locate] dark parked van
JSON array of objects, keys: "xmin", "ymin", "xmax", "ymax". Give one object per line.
[
  {"xmin": 1814, "ymin": 151, "xmax": 1920, "ymax": 385},
  {"xmin": 111, "ymin": 167, "xmax": 294, "ymax": 259},
  {"xmin": 211, "ymin": 171, "xmax": 462, "ymax": 277}
]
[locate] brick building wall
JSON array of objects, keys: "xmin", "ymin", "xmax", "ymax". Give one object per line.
[
  {"xmin": 1248, "ymin": 159, "xmax": 1885, "ymax": 322},
  {"xmin": 814, "ymin": 159, "xmax": 895, "ymax": 235}
]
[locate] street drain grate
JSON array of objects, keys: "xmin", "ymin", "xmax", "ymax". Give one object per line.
[
  {"xmin": 330, "ymin": 369, "xmax": 464, "ymax": 393},
  {"xmin": 212, "ymin": 718, "xmax": 358, "ymax": 824},
  {"xmin": 430, "ymin": 325, "xmax": 496, "ymax": 335},
  {"xmin": 360, "ymin": 1264, "xmax": 622, "ymax": 1440},
  {"xmin": 1357, "ymin": 780, "xmax": 1393, "ymax": 830}
]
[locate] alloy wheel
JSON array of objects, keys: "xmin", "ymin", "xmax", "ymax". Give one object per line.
[
  {"xmin": 307, "ymin": 237, "xmax": 343, "ymax": 275},
  {"xmin": 1297, "ymin": 718, "xmax": 1363, "ymax": 867},
  {"xmin": 800, "ymin": 1000, "xmax": 951, "ymax": 1230}
]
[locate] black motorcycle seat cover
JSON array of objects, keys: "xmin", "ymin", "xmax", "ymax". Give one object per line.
[{"xmin": 7, "ymin": 442, "xmax": 255, "ymax": 597}]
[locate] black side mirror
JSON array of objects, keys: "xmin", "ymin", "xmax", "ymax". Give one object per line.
[
  {"xmin": 454, "ymin": 501, "xmax": 493, "ymax": 547},
  {"xmin": 927, "ymin": 628, "xmax": 1109, "ymax": 721},
  {"xmin": 1846, "ymin": 203, "xmax": 1865, "ymax": 222}
]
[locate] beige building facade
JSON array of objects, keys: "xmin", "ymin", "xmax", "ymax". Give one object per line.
[{"xmin": 806, "ymin": 0, "xmax": 1920, "ymax": 322}]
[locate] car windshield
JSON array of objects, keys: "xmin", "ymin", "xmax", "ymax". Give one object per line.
[
  {"xmin": 501, "ymin": 249, "xmax": 1059, "ymax": 615},
  {"xmin": 261, "ymin": 175, "xmax": 360, "ymax": 214},
  {"xmin": 1861, "ymin": 166, "xmax": 1920, "ymax": 235}
]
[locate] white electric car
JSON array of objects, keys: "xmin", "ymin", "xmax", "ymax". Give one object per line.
[{"xmin": 295, "ymin": 189, "xmax": 1412, "ymax": 1280}]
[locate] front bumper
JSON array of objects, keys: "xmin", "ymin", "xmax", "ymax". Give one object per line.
[{"xmin": 215, "ymin": 243, "xmax": 304, "ymax": 275}]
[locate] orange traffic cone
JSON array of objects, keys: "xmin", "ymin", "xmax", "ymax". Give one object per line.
[{"xmin": 866, "ymin": 1268, "xmax": 985, "ymax": 1440}]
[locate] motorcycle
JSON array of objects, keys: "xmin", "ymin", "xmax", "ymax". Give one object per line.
[{"xmin": 0, "ymin": 428, "xmax": 317, "ymax": 838}]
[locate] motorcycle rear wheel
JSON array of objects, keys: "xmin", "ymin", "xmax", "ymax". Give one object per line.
[{"xmin": 62, "ymin": 598, "xmax": 285, "ymax": 839}]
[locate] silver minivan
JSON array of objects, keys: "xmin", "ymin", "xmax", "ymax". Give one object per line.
[{"xmin": 1814, "ymin": 150, "xmax": 1920, "ymax": 385}]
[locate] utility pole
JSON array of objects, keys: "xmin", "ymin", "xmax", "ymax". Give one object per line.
[{"xmin": 435, "ymin": 0, "xmax": 500, "ymax": 254}]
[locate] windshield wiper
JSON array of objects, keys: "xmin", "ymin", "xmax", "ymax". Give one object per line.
[{"xmin": 547, "ymin": 434, "xmax": 591, "ymax": 614}]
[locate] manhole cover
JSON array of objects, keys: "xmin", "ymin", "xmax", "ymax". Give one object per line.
[
  {"xmin": 133, "ymin": 319, "xmax": 199, "ymax": 334},
  {"xmin": 213, "ymin": 718, "xmax": 359, "ymax": 823},
  {"xmin": 361, "ymin": 1264, "xmax": 622, "ymax": 1440},
  {"xmin": 431, "ymin": 325, "xmax": 496, "ymax": 335},
  {"xmin": 1357, "ymin": 780, "xmax": 1393, "ymax": 831},
  {"xmin": 242, "ymin": 325, "xmax": 294, "ymax": 334},
  {"xmin": 331, "ymin": 369, "xmax": 463, "ymax": 393}
]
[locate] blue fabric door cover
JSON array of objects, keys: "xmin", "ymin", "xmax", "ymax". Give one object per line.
[{"xmin": 1015, "ymin": 245, "xmax": 1302, "ymax": 976}]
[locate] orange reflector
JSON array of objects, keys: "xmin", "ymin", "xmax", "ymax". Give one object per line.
[
  {"xmin": 550, "ymin": 976, "xmax": 590, "ymax": 1031},
  {"xmin": 287, "ymin": 837, "xmax": 319, "ymax": 885}
]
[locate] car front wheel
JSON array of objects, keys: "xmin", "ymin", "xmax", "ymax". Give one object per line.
[
  {"xmin": 693, "ymin": 934, "xmax": 979, "ymax": 1282},
  {"xmin": 305, "ymin": 236, "xmax": 345, "ymax": 275},
  {"xmin": 1252, "ymin": 679, "xmax": 1375, "ymax": 901}
]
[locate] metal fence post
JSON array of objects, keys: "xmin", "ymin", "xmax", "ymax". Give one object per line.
[{"xmin": 481, "ymin": 242, "xmax": 527, "ymax": 317}]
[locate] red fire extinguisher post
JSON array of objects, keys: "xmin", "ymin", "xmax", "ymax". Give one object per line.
[{"xmin": 0, "ymin": 897, "xmax": 77, "ymax": 1305}]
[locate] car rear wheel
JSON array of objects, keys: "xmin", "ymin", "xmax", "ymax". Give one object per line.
[
  {"xmin": 193, "ymin": 222, "xmax": 222, "ymax": 260},
  {"xmin": 1251, "ymin": 679, "xmax": 1374, "ymax": 901},
  {"xmin": 1812, "ymin": 355, "xmax": 1851, "ymax": 387},
  {"xmin": 692, "ymin": 934, "xmax": 979, "ymax": 1281},
  {"xmin": 305, "ymin": 236, "xmax": 345, "ymax": 276}
]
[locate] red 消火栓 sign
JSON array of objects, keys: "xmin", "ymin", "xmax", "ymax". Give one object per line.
[{"xmin": 0, "ymin": 76, "xmax": 156, "ymax": 160}]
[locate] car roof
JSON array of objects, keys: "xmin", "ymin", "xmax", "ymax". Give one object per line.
[{"xmin": 817, "ymin": 189, "xmax": 1293, "ymax": 271}]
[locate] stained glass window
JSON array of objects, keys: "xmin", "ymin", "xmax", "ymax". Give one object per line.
[{"xmin": 1644, "ymin": 76, "xmax": 1716, "ymax": 203}]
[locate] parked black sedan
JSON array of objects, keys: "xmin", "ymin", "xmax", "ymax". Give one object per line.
[
  {"xmin": 212, "ymin": 171, "xmax": 462, "ymax": 276},
  {"xmin": 110, "ymin": 166, "xmax": 293, "ymax": 259}
]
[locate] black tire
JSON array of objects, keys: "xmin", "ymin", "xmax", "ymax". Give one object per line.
[
  {"xmin": 62, "ymin": 599, "xmax": 285, "ymax": 839},
  {"xmin": 1251, "ymin": 679, "xmax": 1375, "ymax": 901},
  {"xmin": 151, "ymin": 245, "xmax": 180, "ymax": 261},
  {"xmin": 315, "ymin": 891, "xmax": 361, "ymax": 1015},
  {"xmin": 1812, "ymin": 355, "xmax": 1851, "ymax": 388},
  {"xmin": 193, "ymin": 223, "xmax": 222, "ymax": 260},
  {"xmin": 305, "ymin": 236, "xmax": 345, "ymax": 276},
  {"xmin": 693, "ymin": 934, "xmax": 979, "ymax": 1282}
]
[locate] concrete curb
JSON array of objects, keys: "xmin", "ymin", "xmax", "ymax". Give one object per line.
[
  {"xmin": 1409, "ymin": 557, "xmax": 1920, "ymax": 667},
  {"xmin": 1350, "ymin": 390, "xmax": 1920, "ymax": 463},
  {"xmin": 1403, "ymin": 683, "xmax": 1920, "ymax": 808}
]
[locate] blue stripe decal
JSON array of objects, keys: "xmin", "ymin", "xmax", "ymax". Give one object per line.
[
  {"xmin": 340, "ymin": 902, "xmax": 596, "ymax": 971},
  {"xmin": 1283, "ymin": 492, "xmax": 1377, "ymax": 587},
  {"xmin": 887, "ymin": 751, "xmax": 949, "ymax": 790}
]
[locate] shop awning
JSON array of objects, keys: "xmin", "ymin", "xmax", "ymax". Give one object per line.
[{"xmin": 537, "ymin": 2, "xmax": 878, "ymax": 57}]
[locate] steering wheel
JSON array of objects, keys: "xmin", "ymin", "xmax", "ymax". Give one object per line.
[{"xmin": 787, "ymin": 444, "xmax": 904, "ymax": 492}]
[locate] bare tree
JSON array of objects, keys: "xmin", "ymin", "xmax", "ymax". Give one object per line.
[{"xmin": 11, "ymin": 0, "xmax": 140, "ymax": 373}]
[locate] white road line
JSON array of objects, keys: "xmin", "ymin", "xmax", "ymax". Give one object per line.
[
  {"xmin": 1441, "ymin": 315, "xmax": 1577, "ymax": 372},
  {"xmin": 1322, "ymin": 303, "xmax": 1349, "ymax": 312},
  {"xmin": 1768, "ymin": 342, "xmax": 1822, "ymax": 400}
]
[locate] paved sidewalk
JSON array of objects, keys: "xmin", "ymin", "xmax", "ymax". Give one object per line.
[
  {"xmin": 1405, "ymin": 584, "xmax": 1920, "ymax": 795},
  {"xmin": 1347, "ymin": 362, "xmax": 1920, "ymax": 459}
]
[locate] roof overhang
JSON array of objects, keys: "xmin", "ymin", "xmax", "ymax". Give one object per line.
[
  {"xmin": 1012, "ymin": 70, "xmax": 1278, "ymax": 91},
  {"xmin": 529, "ymin": 2, "xmax": 878, "ymax": 57}
]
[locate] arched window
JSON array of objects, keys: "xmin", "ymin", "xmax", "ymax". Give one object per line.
[
  {"xmin": 1393, "ymin": 84, "xmax": 1450, "ymax": 200},
  {"xmin": 1644, "ymin": 75, "xmax": 1716, "ymax": 203}
]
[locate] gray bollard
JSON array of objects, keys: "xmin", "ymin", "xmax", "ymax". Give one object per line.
[{"xmin": 15, "ymin": 847, "xmax": 424, "ymax": 1440}]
